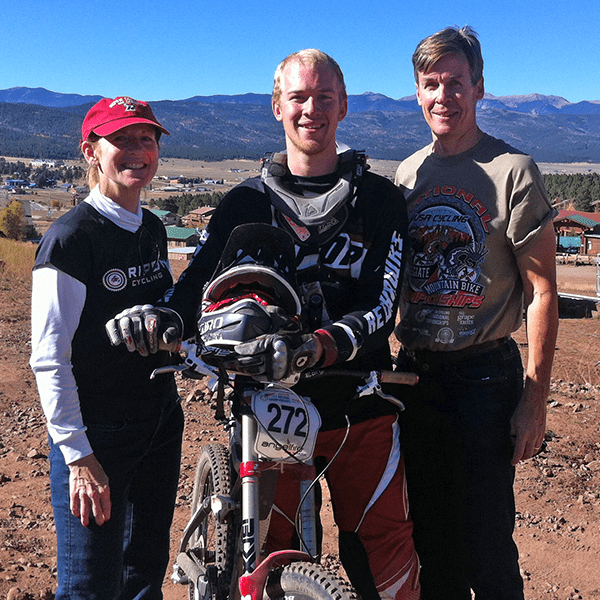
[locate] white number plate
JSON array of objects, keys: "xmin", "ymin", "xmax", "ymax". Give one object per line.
[{"xmin": 251, "ymin": 385, "xmax": 321, "ymax": 462}]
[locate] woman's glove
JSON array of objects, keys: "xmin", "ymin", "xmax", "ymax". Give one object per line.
[{"xmin": 105, "ymin": 304, "xmax": 183, "ymax": 356}]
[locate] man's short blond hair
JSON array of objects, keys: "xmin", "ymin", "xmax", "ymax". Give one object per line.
[{"xmin": 272, "ymin": 49, "xmax": 347, "ymax": 105}]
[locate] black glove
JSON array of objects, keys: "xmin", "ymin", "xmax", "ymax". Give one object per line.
[
  {"xmin": 228, "ymin": 333, "xmax": 323, "ymax": 382},
  {"xmin": 105, "ymin": 304, "xmax": 183, "ymax": 356}
]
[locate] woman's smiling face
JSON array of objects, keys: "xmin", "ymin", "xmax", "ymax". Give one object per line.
[{"xmin": 84, "ymin": 123, "xmax": 159, "ymax": 206}]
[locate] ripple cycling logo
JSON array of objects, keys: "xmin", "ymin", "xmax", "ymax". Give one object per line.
[{"xmin": 103, "ymin": 269, "xmax": 128, "ymax": 292}]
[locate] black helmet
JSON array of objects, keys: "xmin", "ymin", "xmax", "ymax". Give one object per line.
[
  {"xmin": 198, "ymin": 224, "xmax": 302, "ymax": 350},
  {"xmin": 203, "ymin": 223, "xmax": 301, "ymax": 318},
  {"xmin": 198, "ymin": 297, "xmax": 275, "ymax": 347}
]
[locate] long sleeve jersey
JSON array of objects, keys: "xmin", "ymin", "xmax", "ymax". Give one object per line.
[
  {"xmin": 30, "ymin": 187, "xmax": 176, "ymax": 463},
  {"xmin": 163, "ymin": 168, "xmax": 408, "ymax": 430}
]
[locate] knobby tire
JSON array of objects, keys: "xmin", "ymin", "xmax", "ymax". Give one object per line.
[
  {"xmin": 265, "ymin": 561, "xmax": 358, "ymax": 600},
  {"xmin": 188, "ymin": 443, "xmax": 237, "ymax": 600}
]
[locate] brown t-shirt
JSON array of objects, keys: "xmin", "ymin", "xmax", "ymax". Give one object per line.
[{"xmin": 395, "ymin": 133, "xmax": 556, "ymax": 352}]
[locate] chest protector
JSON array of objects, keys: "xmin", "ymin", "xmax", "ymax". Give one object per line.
[{"xmin": 260, "ymin": 147, "xmax": 367, "ymax": 246}]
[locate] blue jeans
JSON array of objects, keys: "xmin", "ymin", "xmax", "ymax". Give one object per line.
[
  {"xmin": 49, "ymin": 395, "xmax": 184, "ymax": 600},
  {"xmin": 398, "ymin": 338, "xmax": 524, "ymax": 600}
]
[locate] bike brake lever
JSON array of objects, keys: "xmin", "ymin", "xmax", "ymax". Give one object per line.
[
  {"xmin": 150, "ymin": 341, "xmax": 220, "ymax": 380},
  {"xmin": 374, "ymin": 388, "xmax": 405, "ymax": 411},
  {"xmin": 355, "ymin": 371, "xmax": 406, "ymax": 411},
  {"xmin": 151, "ymin": 364, "xmax": 192, "ymax": 379}
]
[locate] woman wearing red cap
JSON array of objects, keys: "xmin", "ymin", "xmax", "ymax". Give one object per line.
[{"xmin": 30, "ymin": 97, "xmax": 183, "ymax": 599}]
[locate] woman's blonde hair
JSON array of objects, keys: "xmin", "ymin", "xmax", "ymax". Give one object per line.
[{"xmin": 83, "ymin": 133, "xmax": 102, "ymax": 189}]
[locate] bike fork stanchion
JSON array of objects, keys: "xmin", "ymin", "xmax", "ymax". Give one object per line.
[
  {"xmin": 240, "ymin": 412, "xmax": 261, "ymax": 576},
  {"xmin": 298, "ymin": 470, "xmax": 318, "ymax": 558}
]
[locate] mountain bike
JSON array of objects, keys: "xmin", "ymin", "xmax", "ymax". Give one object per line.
[{"xmin": 155, "ymin": 343, "xmax": 417, "ymax": 600}]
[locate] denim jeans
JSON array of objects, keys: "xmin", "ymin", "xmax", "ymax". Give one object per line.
[
  {"xmin": 398, "ymin": 338, "xmax": 525, "ymax": 600},
  {"xmin": 49, "ymin": 395, "xmax": 184, "ymax": 600}
]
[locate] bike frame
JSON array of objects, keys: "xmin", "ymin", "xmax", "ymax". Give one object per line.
[{"xmin": 172, "ymin": 375, "xmax": 326, "ymax": 600}]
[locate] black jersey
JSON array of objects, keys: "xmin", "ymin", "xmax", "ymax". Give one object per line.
[
  {"xmin": 34, "ymin": 201, "xmax": 176, "ymax": 421},
  {"xmin": 165, "ymin": 168, "xmax": 408, "ymax": 430}
]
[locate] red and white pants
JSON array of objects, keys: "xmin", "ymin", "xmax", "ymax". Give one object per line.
[{"xmin": 265, "ymin": 414, "xmax": 421, "ymax": 600}]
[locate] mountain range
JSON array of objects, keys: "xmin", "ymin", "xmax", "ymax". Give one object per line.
[{"xmin": 1, "ymin": 87, "xmax": 600, "ymax": 163}]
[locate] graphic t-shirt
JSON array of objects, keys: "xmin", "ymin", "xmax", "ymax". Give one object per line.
[{"xmin": 395, "ymin": 134, "xmax": 557, "ymax": 352}]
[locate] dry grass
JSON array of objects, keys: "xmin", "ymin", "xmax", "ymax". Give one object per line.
[{"xmin": 0, "ymin": 238, "xmax": 36, "ymax": 277}]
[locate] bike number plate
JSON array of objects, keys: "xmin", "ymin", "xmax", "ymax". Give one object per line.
[{"xmin": 251, "ymin": 386, "xmax": 321, "ymax": 462}]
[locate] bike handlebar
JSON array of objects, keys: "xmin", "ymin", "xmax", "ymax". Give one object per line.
[
  {"xmin": 302, "ymin": 368, "xmax": 418, "ymax": 386},
  {"xmin": 378, "ymin": 370, "xmax": 419, "ymax": 386},
  {"xmin": 151, "ymin": 341, "xmax": 419, "ymax": 388}
]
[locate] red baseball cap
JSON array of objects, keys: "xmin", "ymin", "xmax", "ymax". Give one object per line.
[{"xmin": 81, "ymin": 96, "xmax": 170, "ymax": 142}]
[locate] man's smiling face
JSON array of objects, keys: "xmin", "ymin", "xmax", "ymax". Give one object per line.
[
  {"xmin": 273, "ymin": 60, "xmax": 347, "ymax": 162},
  {"xmin": 416, "ymin": 52, "xmax": 484, "ymax": 156}
]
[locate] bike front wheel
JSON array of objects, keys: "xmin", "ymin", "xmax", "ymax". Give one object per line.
[
  {"xmin": 265, "ymin": 561, "xmax": 357, "ymax": 600},
  {"xmin": 188, "ymin": 443, "xmax": 237, "ymax": 600}
]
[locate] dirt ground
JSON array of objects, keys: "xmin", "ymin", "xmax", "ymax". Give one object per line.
[{"xmin": 1, "ymin": 260, "xmax": 599, "ymax": 600}]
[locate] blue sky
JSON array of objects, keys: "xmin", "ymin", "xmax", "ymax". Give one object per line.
[{"xmin": 2, "ymin": 0, "xmax": 599, "ymax": 103}]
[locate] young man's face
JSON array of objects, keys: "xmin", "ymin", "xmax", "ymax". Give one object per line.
[
  {"xmin": 416, "ymin": 52, "xmax": 484, "ymax": 156},
  {"xmin": 273, "ymin": 61, "xmax": 347, "ymax": 162}
]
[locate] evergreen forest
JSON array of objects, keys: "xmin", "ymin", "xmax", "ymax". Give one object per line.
[
  {"xmin": 0, "ymin": 157, "xmax": 85, "ymax": 188},
  {"xmin": 543, "ymin": 173, "xmax": 600, "ymax": 212}
]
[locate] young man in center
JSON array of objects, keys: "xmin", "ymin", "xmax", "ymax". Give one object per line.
[{"xmin": 107, "ymin": 49, "xmax": 420, "ymax": 600}]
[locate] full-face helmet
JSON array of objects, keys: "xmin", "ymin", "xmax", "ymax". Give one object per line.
[{"xmin": 197, "ymin": 224, "xmax": 301, "ymax": 349}]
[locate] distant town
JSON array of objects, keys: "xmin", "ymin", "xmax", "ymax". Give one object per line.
[{"xmin": 1, "ymin": 154, "xmax": 600, "ymax": 280}]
